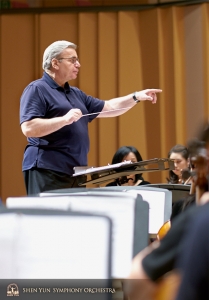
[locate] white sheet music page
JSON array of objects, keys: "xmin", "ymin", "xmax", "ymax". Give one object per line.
[
  {"xmin": 6, "ymin": 196, "xmax": 73, "ymax": 210},
  {"xmin": 0, "ymin": 213, "xmax": 110, "ymax": 279},
  {"xmin": 6, "ymin": 194, "xmax": 135, "ymax": 279},
  {"xmin": 0, "ymin": 214, "xmax": 17, "ymax": 278},
  {"xmin": 128, "ymin": 190, "xmax": 165, "ymax": 234},
  {"xmin": 69, "ymin": 196, "xmax": 135, "ymax": 279}
]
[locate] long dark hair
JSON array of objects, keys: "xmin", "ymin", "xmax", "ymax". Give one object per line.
[
  {"xmin": 111, "ymin": 146, "xmax": 144, "ymax": 182},
  {"xmin": 167, "ymin": 144, "xmax": 189, "ymax": 184}
]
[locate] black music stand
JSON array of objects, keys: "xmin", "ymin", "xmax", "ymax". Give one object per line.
[
  {"xmin": 142, "ymin": 183, "xmax": 191, "ymax": 203},
  {"xmin": 72, "ymin": 158, "xmax": 175, "ymax": 186}
]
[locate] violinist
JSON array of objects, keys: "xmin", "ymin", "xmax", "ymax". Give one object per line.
[
  {"xmin": 125, "ymin": 202, "xmax": 209, "ymax": 300},
  {"xmin": 125, "ymin": 123, "xmax": 209, "ymax": 300},
  {"xmin": 174, "ymin": 202, "xmax": 209, "ymax": 300},
  {"xmin": 172, "ymin": 138, "xmax": 209, "ymax": 218},
  {"xmin": 167, "ymin": 144, "xmax": 192, "ymax": 184},
  {"xmin": 166, "ymin": 144, "xmax": 194, "ymax": 220},
  {"xmin": 105, "ymin": 146, "xmax": 150, "ymax": 187}
]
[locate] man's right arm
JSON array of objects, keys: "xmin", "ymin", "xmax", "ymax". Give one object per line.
[{"xmin": 21, "ymin": 108, "xmax": 82, "ymax": 137}]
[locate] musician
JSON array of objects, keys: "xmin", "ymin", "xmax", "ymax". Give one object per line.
[
  {"xmin": 171, "ymin": 139, "xmax": 207, "ymax": 220},
  {"xmin": 175, "ymin": 202, "xmax": 209, "ymax": 300},
  {"xmin": 170, "ymin": 194, "xmax": 196, "ymax": 221},
  {"xmin": 125, "ymin": 202, "xmax": 209, "ymax": 300},
  {"xmin": 106, "ymin": 146, "xmax": 150, "ymax": 186},
  {"xmin": 125, "ymin": 123, "xmax": 209, "ymax": 299},
  {"xmin": 167, "ymin": 144, "xmax": 191, "ymax": 184},
  {"xmin": 20, "ymin": 40, "xmax": 162, "ymax": 195}
]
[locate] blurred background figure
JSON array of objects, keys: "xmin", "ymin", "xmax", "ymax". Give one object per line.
[
  {"xmin": 106, "ymin": 146, "xmax": 150, "ymax": 187},
  {"xmin": 125, "ymin": 120, "xmax": 209, "ymax": 300},
  {"xmin": 167, "ymin": 144, "xmax": 191, "ymax": 184},
  {"xmin": 175, "ymin": 201, "xmax": 209, "ymax": 300}
]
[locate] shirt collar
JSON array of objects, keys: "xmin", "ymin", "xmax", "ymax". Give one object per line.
[{"xmin": 43, "ymin": 72, "xmax": 70, "ymax": 92}]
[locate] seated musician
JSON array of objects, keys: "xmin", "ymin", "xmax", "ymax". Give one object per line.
[
  {"xmin": 175, "ymin": 201, "xmax": 209, "ymax": 300},
  {"xmin": 170, "ymin": 139, "xmax": 206, "ymax": 220},
  {"xmin": 125, "ymin": 123, "xmax": 209, "ymax": 300},
  {"xmin": 125, "ymin": 201, "xmax": 209, "ymax": 300},
  {"xmin": 105, "ymin": 146, "xmax": 150, "ymax": 186},
  {"xmin": 167, "ymin": 144, "xmax": 192, "ymax": 184}
]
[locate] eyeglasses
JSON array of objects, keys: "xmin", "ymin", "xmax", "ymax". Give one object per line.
[{"xmin": 58, "ymin": 57, "xmax": 79, "ymax": 64}]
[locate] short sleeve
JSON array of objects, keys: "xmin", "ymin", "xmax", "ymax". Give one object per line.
[{"xmin": 20, "ymin": 84, "xmax": 47, "ymax": 125}]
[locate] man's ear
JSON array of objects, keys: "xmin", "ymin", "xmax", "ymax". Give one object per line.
[{"xmin": 51, "ymin": 58, "xmax": 59, "ymax": 70}]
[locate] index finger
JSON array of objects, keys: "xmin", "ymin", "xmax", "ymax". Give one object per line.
[{"xmin": 147, "ymin": 89, "xmax": 162, "ymax": 93}]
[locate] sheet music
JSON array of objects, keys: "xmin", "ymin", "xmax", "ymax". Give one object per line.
[
  {"xmin": 69, "ymin": 196, "xmax": 135, "ymax": 278},
  {"xmin": 72, "ymin": 160, "xmax": 132, "ymax": 176},
  {"xmin": 0, "ymin": 213, "xmax": 110, "ymax": 279},
  {"xmin": 6, "ymin": 194, "xmax": 136, "ymax": 279},
  {"xmin": 128, "ymin": 190, "xmax": 166, "ymax": 234},
  {"xmin": 7, "ymin": 196, "xmax": 75, "ymax": 210}
]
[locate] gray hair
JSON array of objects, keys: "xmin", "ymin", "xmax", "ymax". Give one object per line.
[{"xmin": 42, "ymin": 40, "xmax": 77, "ymax": 71}]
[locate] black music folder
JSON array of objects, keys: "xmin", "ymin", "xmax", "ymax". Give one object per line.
[{"xmin": 143, "ymin": 183, "xmax": 190, "ymax": 203}]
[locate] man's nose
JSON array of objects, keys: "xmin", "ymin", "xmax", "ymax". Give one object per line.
[{"xmin": 75, "ymin": 61, "xmax": 81, "ymax": 67}]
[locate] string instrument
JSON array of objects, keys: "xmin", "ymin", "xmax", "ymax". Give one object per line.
[
  {"xmin": 156, "ymin": 165, "xmax": 194, "ymax": 241},
  {"xmin": 153, "ymin": 271, "xmax": 181, "ymax": 300},
  {"xmin": 116, "ymin": 176, "xmax": 143, "ymax": 186},
  {"xmin": 157, "ymin": 220, "xmax": 171, "ymax": 241},
  {"xmin": 116, "ymin": 176, "xmax": 133, "ymax": 185}
]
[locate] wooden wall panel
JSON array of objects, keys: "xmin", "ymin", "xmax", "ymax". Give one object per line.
[
  {"xmin": 202, "ymin": 3, "xmax": 209, "ymax": 119},
  {"xmin": 39, "ymin": 13, "xmax": 78, "ymax": 81},
  {"xmin": 98, "ymin": 12, "xmax": 118, "ymax": 167},
  {"xmin": 0, "ymin": 14, "xmax": 35, "ymax": 200},
  {"xmin": 78, "ymin": 13, "xmax": 99, "ymax": 169},
  {"xmin": 158, "ymin": 7, "xmax": 177, "ymax": 182},
  {"xmin": 117, "ymin": 11, "xmax": 147, "ymax": 170},
  {"xmin": 173, "ymin": 6, "xmax": 189, "ymax": 143},
  {"xmin": 1, "ymin": 3, "xmax": 209, "ymax": 200},
  {"xmin": 137, "ymin": 9, "xmax": 162, "ymax": 183}
]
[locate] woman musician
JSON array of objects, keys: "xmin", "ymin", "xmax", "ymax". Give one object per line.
[{"xmin": 105, "ymin": 146, "xmax": 150, "ymax": 187}]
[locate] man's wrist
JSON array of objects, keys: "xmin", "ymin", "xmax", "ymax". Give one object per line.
[{"xmin": 133, "ymin": 92, "xmax": 140, "ymax": 103}]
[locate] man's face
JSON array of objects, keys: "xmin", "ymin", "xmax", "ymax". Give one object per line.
[{"xmin": 55, "ymin": 48, "xmax": 81, "ymax": 81}]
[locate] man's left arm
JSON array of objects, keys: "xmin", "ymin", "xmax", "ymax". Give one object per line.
[{"xmin": 97, "ymin": 89, "xmax": 162, "ymax": 118}]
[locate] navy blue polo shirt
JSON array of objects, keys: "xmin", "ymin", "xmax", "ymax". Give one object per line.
[{"xmin": 20, "ymin": 72, "xmax": 105, "ymax": 175}]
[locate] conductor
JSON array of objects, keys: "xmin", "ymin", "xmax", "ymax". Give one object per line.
[{"xmin": 20, "ymin": 40, "xmax": 162, "ymax": 195}]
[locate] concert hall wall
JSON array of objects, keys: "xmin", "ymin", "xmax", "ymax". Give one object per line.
[{"xmin": 0, "ymin": 2, "xmax": 208, "ymax": 201}]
